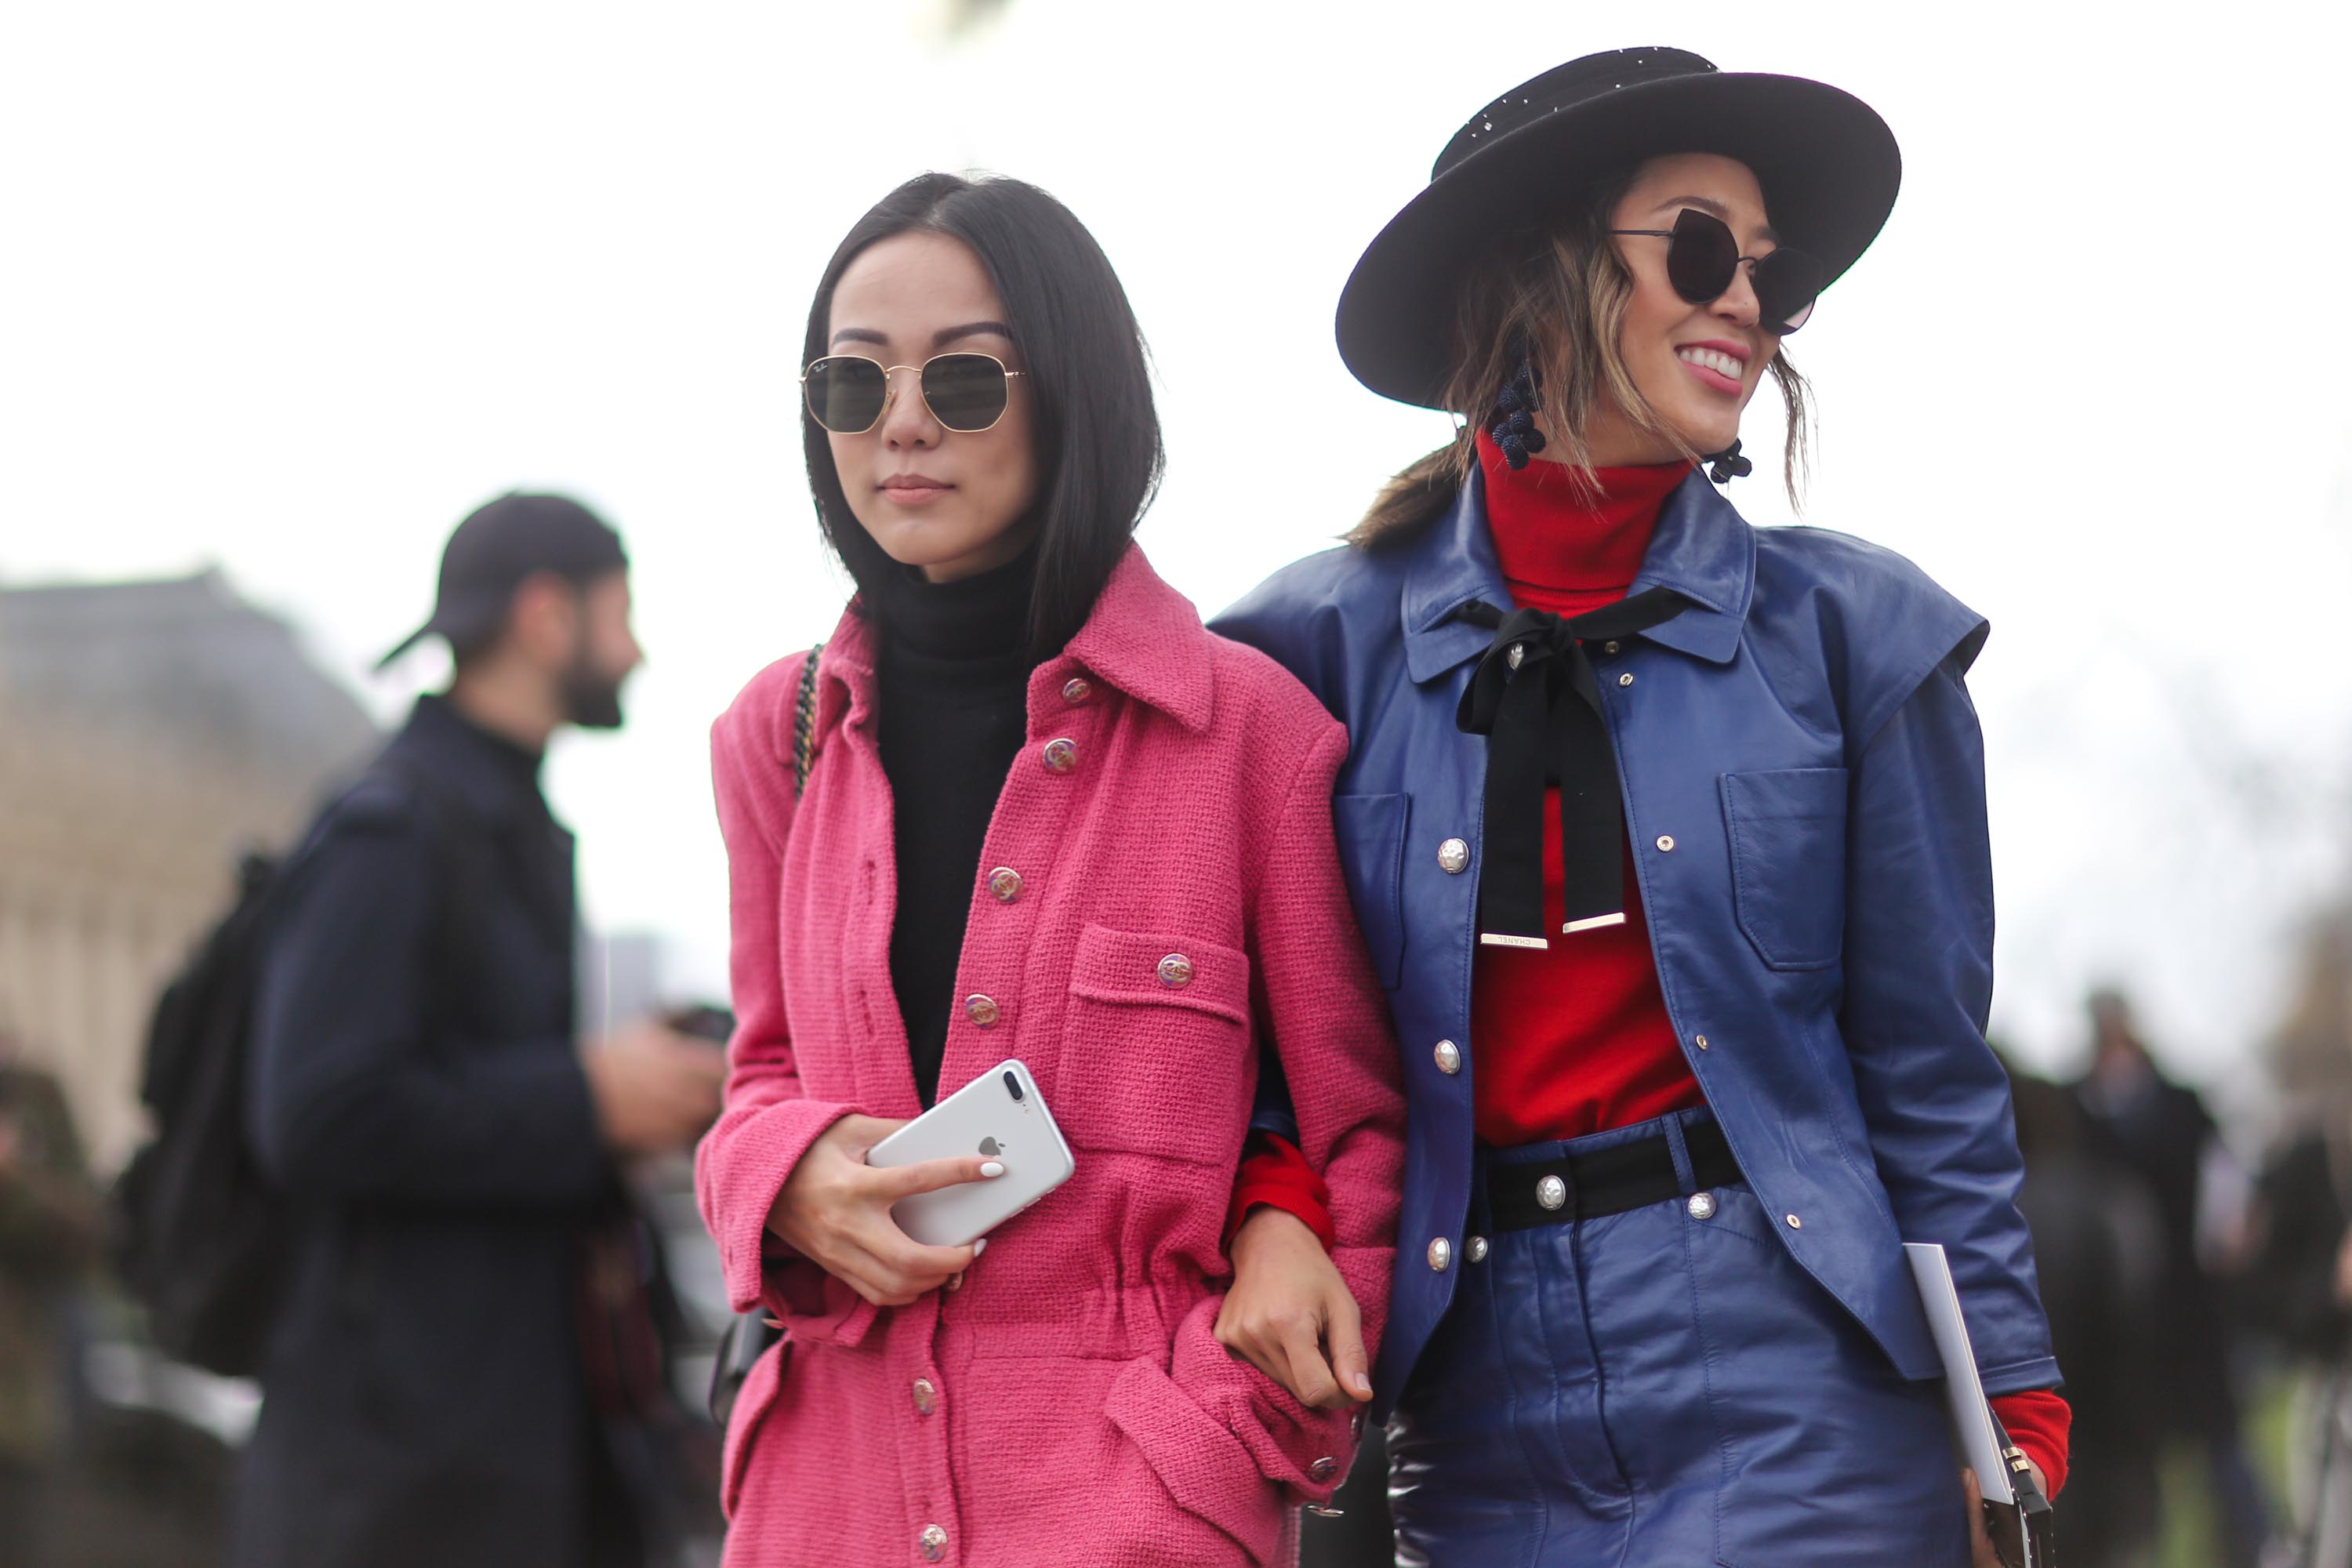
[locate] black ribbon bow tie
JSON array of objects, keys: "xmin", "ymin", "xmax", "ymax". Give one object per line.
[{"xmin": 1454, "ymin": 587, "xmax": 1690, "ymax": 948}]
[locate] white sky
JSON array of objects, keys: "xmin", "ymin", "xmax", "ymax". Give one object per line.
[{"xmin": 5, "ymin": 2, "xmax": 2349, "ymax": 1105}]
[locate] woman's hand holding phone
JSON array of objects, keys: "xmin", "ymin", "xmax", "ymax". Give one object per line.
[{"xmin": 767, "ymin": 1114, "xmax": 1003, "ymax": 1307}]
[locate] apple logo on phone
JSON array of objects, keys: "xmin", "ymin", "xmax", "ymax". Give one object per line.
[{"xmin": 979, "ymin": 1138, "xmax": 1002, "ymax": 1157}]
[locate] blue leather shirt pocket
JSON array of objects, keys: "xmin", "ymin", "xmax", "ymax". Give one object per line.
[
  {"xmin": 1719, "ymin": 768, "xmax": 1849, "ymax": 972},
  {"xmin": 1332, "ymin": 793, "xmax": 1409, "ymax": 989}
]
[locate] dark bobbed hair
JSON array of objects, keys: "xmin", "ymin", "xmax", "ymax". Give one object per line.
[{"xmin": 801, "ymin": 172, "xmax": 1164, "ymax": 657}]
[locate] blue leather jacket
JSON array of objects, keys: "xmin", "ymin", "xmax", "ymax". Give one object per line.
[{"xmin": 1213, "ymin": 468, "xmax": 2059, "ymax": 1420}]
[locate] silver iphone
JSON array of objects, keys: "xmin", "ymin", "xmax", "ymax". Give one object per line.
[{"xmin": 865, "ymin": 1060, "xmax": 1076, "ymax": 1248}]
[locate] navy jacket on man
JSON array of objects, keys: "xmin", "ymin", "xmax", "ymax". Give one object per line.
[
  {"xmin": 237, "ymin": 695, "xmax": 632, "ymax": 1568},
  {"xmin": 1215, "ymin": 467, "xmax": 2059, "ymax": 1420}
]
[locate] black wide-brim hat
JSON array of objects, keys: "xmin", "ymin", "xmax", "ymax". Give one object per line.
[{"xmin": 1337, "ymin": 47, "xmax": 1900, "ymax": 409}]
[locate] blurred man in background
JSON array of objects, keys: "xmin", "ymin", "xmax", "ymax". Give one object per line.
[
  {"xmin": 2005, "ymin": 1058, "xmax": 2162, "ymax": 1566},
  {"xmin": 2073, "ymin": 987, "xmax": 2272, "ymax": 1566},
  {"xmin": 232, "ymin": 495, "xmax": 727, "ymax": 1568},
  {"xmin": 0, "ymin": 1026, "xmax": 101, "ymax": 1567},
  {"xmin": 2241, "ymin": 1093, "xmax": 2352, "ymax": 1563}
]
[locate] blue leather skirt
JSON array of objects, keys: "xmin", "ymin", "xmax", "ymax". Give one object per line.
[{"xmin": 1388, "ymin": 1109, "xmax": 1973, "ymax": 1568}]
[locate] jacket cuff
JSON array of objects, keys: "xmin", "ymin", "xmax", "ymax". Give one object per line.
[
  {"xmin": 707, "ymin": 1098, "xmax": 857, "ymax": 1315},
  {"xmin": 757, "ymin": 1254, "xmax": 880, "ymax": 1350},
  {"xmin": 1160, "ymin": 1243, "xmax": 1394, "ymax": 1500},
  {"xmin": 1104, "ymin": 1357, "xmax": 1287, "ymax": 1563},
  {"xmin": 1977, "ymin": 1354, "xmax": 2064, "ymax": 1399},
  {"xmin": 1165, "ymin": 1294, "xmax": 1363, "ymax": 1504}
]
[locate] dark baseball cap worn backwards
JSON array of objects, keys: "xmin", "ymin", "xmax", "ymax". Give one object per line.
[
  {"xmin": 1336, "ymin": 46, "xmax": 1902, "ymax": 408},
  {"xmin": 378, "ymin": 493, "xmax": 629, "ymax": 670}
]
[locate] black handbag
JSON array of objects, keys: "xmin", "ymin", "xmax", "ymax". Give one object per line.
[
  {"xmin": 706, "ymin": 643, "xmax": 823, "ymax": 1428},
  {"xmin": 1982, "ymin": 1414, "xmax": 2057, "ymax": 1567},
  {"xmin": 706, "ymin": 1301, "xmax": 782, "ymax": 1429}
]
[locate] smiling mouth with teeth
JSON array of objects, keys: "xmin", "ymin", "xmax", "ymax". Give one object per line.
[{"xmin": 1677, "ymin": 347, "xmax": 1745, "ymax": 380}]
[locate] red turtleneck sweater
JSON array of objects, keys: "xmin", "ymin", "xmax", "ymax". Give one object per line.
[
  {"xmin": 1227, "ymin": 431, "xmax": 2067, "ymax": 1492},
  {"xmin": 1470, "ymin": 434, "xmax": 1705, "ymax": 1145}
]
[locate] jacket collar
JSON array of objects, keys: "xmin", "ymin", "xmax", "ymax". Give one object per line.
[
  {"xmin": 1401, "ymin": 465, "xmax": 1752, "ymax": 681},
  {"xmin": 390, "ymin": 693, "xmax": 556, "ymax": 828},
  {"xmin": 818, "ymin": 542, "xmax": 1215, "ymax": 736},
  {"xmin": 1627, "ymin": 469, "xmax": 1752, "ymax": 663},
  {"xmin": 1062, "ymin": 544, "xmax": 1217, "ymax": 732}
]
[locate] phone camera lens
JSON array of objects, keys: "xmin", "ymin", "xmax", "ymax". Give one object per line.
[{"xmin": 1003, "ymin": 1070, "xmax": 1025, "ymax": 1102}]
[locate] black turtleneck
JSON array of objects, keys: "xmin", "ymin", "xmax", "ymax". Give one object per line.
[{"xmin": 877, "ymin": 554, "xmax": 1040, "ymax": 1108}]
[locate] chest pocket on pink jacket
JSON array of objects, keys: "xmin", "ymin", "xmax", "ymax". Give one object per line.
[{"xmin": 1055, "ymin": 924, "xmax": 1254, "ymax": 1167}]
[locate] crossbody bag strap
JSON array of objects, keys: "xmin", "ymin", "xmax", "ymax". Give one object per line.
[{"xmin": 793, "ymin": 641, "xmax": 826, "ymax": 799}]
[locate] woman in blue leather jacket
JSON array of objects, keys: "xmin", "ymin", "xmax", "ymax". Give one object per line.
[{"xmin": 1211, "ymin": 48, "xmax": 2065, "ymax": 1567}]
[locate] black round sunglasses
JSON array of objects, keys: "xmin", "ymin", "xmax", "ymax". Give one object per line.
[{"xmin": 1609, "ymin": 208, "xmax": 1825, "ymax": 336}]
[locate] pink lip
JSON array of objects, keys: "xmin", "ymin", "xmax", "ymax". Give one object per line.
[
  {"xmin": 1675, "ymin": 339, "xmax": 1749, "ymax": 397},
  {"xmin": 1682, "ymin": 338, "xmax": 1751, "ymax": 365},
  {"xmin": 880, "ymin": 473, "xmax": 952, "ymax": 506}
]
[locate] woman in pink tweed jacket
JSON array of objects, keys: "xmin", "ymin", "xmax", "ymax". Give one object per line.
[{"xmin": 699, "ymin": 172, "xmax": 1405, "ymax": 1568}]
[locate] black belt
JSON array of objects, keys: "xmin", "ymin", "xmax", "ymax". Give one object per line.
[{"xmin": 1486, "ymin": 1120, "xmax": 1743, "ymax": 1232}]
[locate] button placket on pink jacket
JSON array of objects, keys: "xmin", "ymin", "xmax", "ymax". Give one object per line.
[{"xmin": 697, "ymin": 546, "xmax": 1406, "ymax": 1568}]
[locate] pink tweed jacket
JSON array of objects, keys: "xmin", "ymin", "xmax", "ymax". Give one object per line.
[{"xmin": 697, "ymin": 544, "xmax": 1406, "ymax": 1568}]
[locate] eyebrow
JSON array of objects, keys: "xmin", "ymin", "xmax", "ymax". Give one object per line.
[
  {"xmin": 1653, "ymin": 194, "xmax": 1778, "ymax": 246},
  {"xmin": 932, "ymin": 320, "xmax": 1013, "ymax": 347},
  {"xmin": 826, "ymin": 320, "xmax": 1017, "ymax": 350}
]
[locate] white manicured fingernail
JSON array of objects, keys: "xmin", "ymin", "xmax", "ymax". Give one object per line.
[
  {"xmin": 979, "ymin": 1160, "xmax": 1006, "ymax": 1178},
  {"xmin": 972, "ymin": 1237, "xmax": 989, "ymax": 1257}
]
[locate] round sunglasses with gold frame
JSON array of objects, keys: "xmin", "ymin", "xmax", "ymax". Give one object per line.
[{"xmin": 800, "ymin": 351, "xmax": 1027, "ymax": 435}]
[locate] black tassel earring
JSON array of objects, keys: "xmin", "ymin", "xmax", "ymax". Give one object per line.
[
  {"xmin": 1703, "ymin": 440, "xmax": 1752, "ymax": 485},
  {"xmin": 1487, "ymin": 348, "xmax": 1548, "ymax": 471}
]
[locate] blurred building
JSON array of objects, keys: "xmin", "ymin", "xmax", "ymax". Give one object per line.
[{"xmin": 0, "ymin": 568, "xmax": 377, "ymax": 1172}]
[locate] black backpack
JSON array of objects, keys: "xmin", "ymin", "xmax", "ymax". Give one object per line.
[
  {"xmin": 111, "ymin": 760, "xmax": 450, "ymax": 1377},
  {"xmin": 110, "ymin": 848, "xmax": 297, "ymax": 1377}
]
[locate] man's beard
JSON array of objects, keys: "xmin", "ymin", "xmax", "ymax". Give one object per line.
[{"xmin": 560, "ymin": 641, "xmax": 626, "ymax": 730}]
